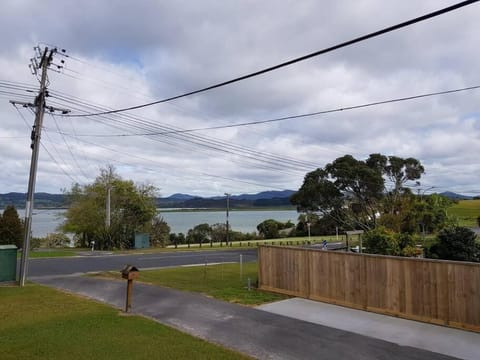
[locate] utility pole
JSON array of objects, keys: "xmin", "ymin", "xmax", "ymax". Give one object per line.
[
  {"xmin": 225, "ymin": 193, "xmax": 230, "ymax": 246},
  {"xmin": 11, "ymin": 46, "xmax": 69, "ymax": 286}
]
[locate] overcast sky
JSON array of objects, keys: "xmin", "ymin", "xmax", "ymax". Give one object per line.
[{"xmin": 0, "ymin": 0, "xmax": 479, "ymax": 197}]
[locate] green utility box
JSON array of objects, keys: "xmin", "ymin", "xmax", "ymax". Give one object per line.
[
  {"xmin": 0, "ymin": 245, "xmax": 17, "ymax": 282},
  {"xmin": 134, "ymin": 233, "xmax": 150, "ymax": 249}
]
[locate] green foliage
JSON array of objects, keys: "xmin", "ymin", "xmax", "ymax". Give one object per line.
[
  {"xmin": 292, "ymin": 154, "xmax": 425, "ymax": 233},
  {"xmin": 295, "ymin": 213, "xmax": 339, "ymax": 236},
  {"xmin": 186, "ymin": 223, "xmax": 212, "ymax": 246},
  {"xmin": 61, "ymin": 166, "xmax": 157, "ymax": 250},
  {"xmin": 0, "ymin": 205, "xmax": 24, "ymax": 247},
  {"xmin": 257, "ymin": 219, "xmax": 280, "ymax": 239},
  {"xmin": 379, "ymin": 193, "xmax": 454, "ymax": 234},
  {"xmin": 43, "ymin": 232, "xmax": 71, "ymax": 248},
  {"xmin": 149, "ymin": 216, "xmax": 171, "ymax": 247},
  {"xmin": 210, "ymin": 223, "xmax": 227, "ymax": 244},
  {"xmin": 169, "ymin": 232, "xmax": 186, "ymax": 247},
  {"xmin": 256, "ymin": 219, "xmax": 293, "ymax": 239},
  {"xmin": 425, "ymin": 226, "xmax": 479, "ymax": 262},
  {"xmin": 364, "ymin": 227, "xmax": 417, "ymax": 256}
]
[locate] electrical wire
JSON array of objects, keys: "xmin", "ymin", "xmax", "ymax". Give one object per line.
[
  {"xmin": 55, "ymin": 84, "xmax": 480, "ymax": 136},
  {"xmin": 47, "ymin": 113, "xmax": 92, "ymax": 182},
  {"xmin": 47, "ymin": 90, "xmax": 319, "ymax": 172},
  {"xmin": 63, "ymin": 0, "xmax": 480, "ymax": 117},
  {"xmin": 60, "ymin": 132, "xmax": 292, "ymax": 191}
]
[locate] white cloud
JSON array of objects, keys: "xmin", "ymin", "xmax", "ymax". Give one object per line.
[{"xmin": 1, "ymin": 0, "xmax": 479, "ymax": 197}]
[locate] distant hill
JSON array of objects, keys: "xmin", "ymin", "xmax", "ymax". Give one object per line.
[
  {"xmin": 165, "ymin": 193, "xmax": 196, "ymax": 200},
  {"xmin": 157, "ymin": 190, "xmax": 296, "ymax": 209},
  {"xmin": 0, "ymin": 190, "xmax": 296, "ymax": 209},
  {"xmin": 439, "ymin": 191, "xmax": 473, "ymax": 200},
  {"xmin": 0, "ymin": 192, "xmax": 68, "ymax": 209},
  {"xmin": 232, "ymin": 190, "xmax": 296, "ymax": 201}
]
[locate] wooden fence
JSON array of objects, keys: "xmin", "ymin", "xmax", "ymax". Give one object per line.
[{"xmin": 258, "ymin": 245, "xmax": 480, "ymax": 332}]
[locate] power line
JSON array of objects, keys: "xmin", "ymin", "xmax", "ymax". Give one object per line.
[
  {"xmin": 47, "ymin": 91, "xmax": 319, "ymax": 172},
  {"xmin": 58, "ymin": 84, "xmax": 480, "ymax": 136},
  {"xmin": 64, "ymin": 0, "xmax": 479, "ymax": 117},
  {"xmin": 47, "ymin": 113, "xmax": 91, "ymax": 182},
  {"xmin": 60, "ymin": 132, "xmax": 292, "ymax": 191}
]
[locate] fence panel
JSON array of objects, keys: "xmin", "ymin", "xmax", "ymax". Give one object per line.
[{"xmin": 258, "ymin": 245, "xmax": 480, "ymax": 332}]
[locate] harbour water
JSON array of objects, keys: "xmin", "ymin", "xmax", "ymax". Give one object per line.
[{"xmin": 22, "ymin": 208, "xmax": 299, "ymax": 237}]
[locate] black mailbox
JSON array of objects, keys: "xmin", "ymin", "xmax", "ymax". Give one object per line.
[{"xmin": 120, "ymin": 265, "xmax": 139, "ymax": 280}]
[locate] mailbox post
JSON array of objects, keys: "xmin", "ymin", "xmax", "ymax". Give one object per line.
[{"xmin": 120, "ymin": 265, "xmax": 139, "ymax": 312}]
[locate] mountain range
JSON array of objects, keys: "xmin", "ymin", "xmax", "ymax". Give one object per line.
[{"xmin": 0, "ymin": 190, "xmax": 297, "ymax": 209}]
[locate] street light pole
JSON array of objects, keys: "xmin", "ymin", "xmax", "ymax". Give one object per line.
[{"xmin": 225, "ymin": 193, "xmax": 230, "ymax": 246}]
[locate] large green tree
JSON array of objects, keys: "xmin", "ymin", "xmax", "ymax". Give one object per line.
[
  {"xmin": 61, "ymin": 166, "xmax": 157, "ymax": 250},
  {"xmin": 0, "ymin": 205, "xmax": 24, "ymax": 247},
  {"xmin": 291, "ymin": 154, "xmax": 425, "ymax": 232}
]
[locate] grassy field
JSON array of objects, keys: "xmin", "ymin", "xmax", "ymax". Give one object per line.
[
  {"xmin": 448, "ymin": 199, "xmax": 480, "ymax": 227},
  {"xmin": 0, "ymin": 284, "xmax": 249, "ymax": 360},
  {"xmin": 28, "ymin": 248, "xmax": 80, "ymax": 258},
  {"xmin": 96, "ymin": 262, "xmax": 288, "ymax": 306}
]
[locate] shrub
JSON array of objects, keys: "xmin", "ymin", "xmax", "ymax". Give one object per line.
[
  {"xmin": 364, "ymin": 227, "xmax": 416, "ymax": 256},
  {"xmin": 425, "ymin": 226, "xmax": 479, "ymax": 262}
]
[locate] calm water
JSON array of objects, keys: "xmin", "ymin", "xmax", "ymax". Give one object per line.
[{"xmin": 11, "ymin": 208, "xmax": 300, "ymax": 237}]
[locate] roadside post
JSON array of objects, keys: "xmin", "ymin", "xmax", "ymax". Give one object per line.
[
  {"xmin": 240, "ymin": 254, "xmax": 243, "ymax": 280},
  {"xmin": 120, "ymin": 265, "xmax": 139, "ymax": 312}
]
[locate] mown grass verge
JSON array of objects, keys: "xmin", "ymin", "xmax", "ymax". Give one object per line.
[
  {"xmin": 0, "ymin": 284, "xmax": 249, "ymax": 360},
  {"xmin": 94, "ymin": 262, "xmax": 288, "ymax": 306}
]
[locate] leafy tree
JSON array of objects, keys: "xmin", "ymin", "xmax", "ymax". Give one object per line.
[
  {"xmin": 363, "ymin": 227, "xmax": 417, "ymax": 256},
  {"xmin": 367, "ymin": 154, "xmax": 424, "ymax": 195},
  {"xmin": 425, "ymin": 226, "xmax": 479, "ymax": 262},
  {"xmin": 0, "ymin": 205, "xmax": 24, "ymax": 247},
  {"xmin": 292, "ymin": 154, "xmax": 425, "ymax": 232},
  {"xmin": 186, "ymin": 223, "xmax": 211, "ymax": 247},
  {"xmin": 43, "ymin": 233, "xmax": 71, "ymax": 248},
  {"xmin": 149, "ymin": 216, "xmax": 171, "ymax": 247},
  {"xmin": 61, "ymin": 166, "xmax": 157, "ymax": 250},
  {"xmin": 295, "ymin": 213, "xmax": 339, "ymax": 236},
  {"xmin": 210, "ymin": 223, "xmax": 227, "ymax": 245},
  {"xmin": 291, "ymin": 155, "xmax": 385, "ymax": 230},
  {"xmin": 169, "ymin": 233, "xmax": 186, "ymax": 248},
  {"xmin": 257, "ymin": 219, "xmax": 293, "ymax": 239}
]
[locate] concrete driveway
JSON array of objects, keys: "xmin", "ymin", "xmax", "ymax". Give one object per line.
[{"xmin": 259, "ymin": 298, "xmax": 479, "ymax": 360}]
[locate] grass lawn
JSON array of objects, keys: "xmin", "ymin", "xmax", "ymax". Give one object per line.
[
  {"xmin": 95, "ymin": 262, "xmax": 288, "ymax": 306},
  {"xmin": 28, "ymin": 248, "xmax": 80, "ymax": 258},
  {"xmin": 449, "ymin": 199, "xmax": 480, "ymax": 227},
  {"xmin": 0, "ymin": 284, "xmax": 249, "ymax": 360}
]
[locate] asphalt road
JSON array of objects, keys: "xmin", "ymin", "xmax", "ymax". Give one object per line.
[{"xmin": 26, "ymin": 248, "xmax": 257, "ymax": 278}]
